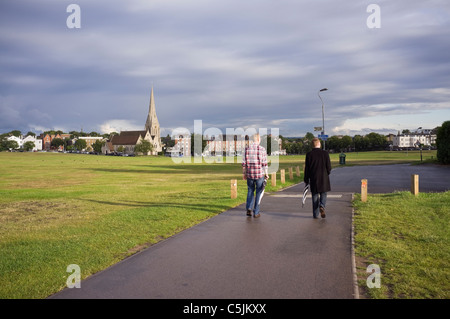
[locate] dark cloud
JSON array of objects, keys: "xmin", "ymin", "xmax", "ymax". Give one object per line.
[{"xmin": 0, "ymin": 0, "xmax": 449, "ymax": 136}]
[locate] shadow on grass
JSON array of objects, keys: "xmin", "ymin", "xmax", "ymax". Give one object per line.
[
  {"xmin": 83, "ymin": 163, "xmax": 240, "ymax": 175},
  {"xmin": 78, "ymin": 197, "xmax": 240, "ymax": 214}
]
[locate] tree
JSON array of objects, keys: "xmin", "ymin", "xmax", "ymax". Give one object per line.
[
  {"xmin": 6, "ymin": 140, "xmax": 19, "ymax": 151},
  {"xmin": 9, "ymin": 130, "xmax": 22, "ymax": 137},
  {"xmin": 303, "ymin": 132, "xmax": 315, "ymax": 153},
  {"xmin": 64, "ymin": 137, "xmax": 72, "ymax": 150},
  {"xmin": 74, "ymin": 139, "xmax": 87, "ymax": 151},
  {"xmin": 365, "ymin": 132, "xmax": 387, "ymax": 150},
  {"xmin": 436, "ymin": 121, "xmax": 450, "ymax": 164},
  {"xmin": 291, "ymin": 141, "xmax": 303, "ymax": 154},
  {"xmin": 51, "ymin": 138, "xmax": 64, "ymax": 150},
  {"xmin": 69, "ymin": 131, "xmax": 80, "ymax": 139},
  {"xmin": 354, "ymin": 135, "xmax": 369, "ymax": 151},
  {"xmin": 92, "ymin": 140, "xmax": 104, "ymax": 153},
  {"xmin": 326, "ymin": 136, "xmax": 341, "ymax": 152},
  {"xmin": 23, "ymin": 141, "xmax": 35, "ymax": 151},
  {"xmin": 134, "ymin": 140, "xmax": 153, "ymax": 155},
  {"xmin": 341, "ymin": 136, "xmax": 353, "ymax": 151}
]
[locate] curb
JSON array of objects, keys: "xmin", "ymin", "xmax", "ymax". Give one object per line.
[{"xmin": 351, "ymin": 193, "xmax": 360, "ymax": 299}]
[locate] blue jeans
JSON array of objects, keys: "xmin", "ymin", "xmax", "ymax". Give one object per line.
[
  {"xmin": 246, "ymin": 177, "xmax": 265, "ymax": 216},
  {"xmin": 312, "ymin": 192, "xmax": 327, "ymax": 218}
]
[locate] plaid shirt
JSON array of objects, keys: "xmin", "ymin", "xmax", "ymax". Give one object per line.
[{"xmin": 242, "ymin": 142, "xmax": 268, "ymax": 179}]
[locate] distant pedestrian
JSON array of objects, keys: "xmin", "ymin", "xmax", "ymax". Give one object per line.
[
  {"xmin": 304, "ymin": 138, "xmax": 331, "ymax": 219},
  {"xmin": 242, "ymin": 133, "xmax": 269, "ymax": 218}
]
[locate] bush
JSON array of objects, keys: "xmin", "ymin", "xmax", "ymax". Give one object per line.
[
  {"xmin": 134, "ymin": 140, "xmax": 153, "ymax": 155},
  {"xmin": 436, "ymin": 121, "xmax": 450, "ymax": 164}
]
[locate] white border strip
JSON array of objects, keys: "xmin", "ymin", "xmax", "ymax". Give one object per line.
[{"xmin": 270, "ymin": 194, "xmax": 342, "ymax": 198}]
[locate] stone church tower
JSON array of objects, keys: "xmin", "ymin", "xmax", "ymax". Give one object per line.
[{"xmin": 144, "ymin": 86, "xmax": 162, "ymax": 154}]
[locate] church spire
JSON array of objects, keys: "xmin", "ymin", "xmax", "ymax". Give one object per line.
[{"xmin": 145, "ymin": 85, "xmax": 160, "ymax": 138}]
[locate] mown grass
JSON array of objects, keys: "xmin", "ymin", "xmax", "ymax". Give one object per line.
[
  {"xmin": 353, "ymin": 191, "xmax": 450, "ymax": 299},
  {"xmin": 328, "ymin": 150, "xmax": 437, "ymax": 166},
  {"xmin": 0, "ymin": 152, "xmax": 303, "ymax": 298}
]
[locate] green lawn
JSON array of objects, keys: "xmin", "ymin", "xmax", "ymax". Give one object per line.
[
  {"xmin": 353, "ymin": 191, "xmax": 450, "ymax": 299},
  {"xmin": 0, "ymin": 150, "xmax": 440, "ymax": 298},
  {"xmin": 328, "ymin": 149, "xmax": 437, "ymax": 166},
  {"xmin": 0, "ymin": 152, "xmax": 303, "ymax": 298}
]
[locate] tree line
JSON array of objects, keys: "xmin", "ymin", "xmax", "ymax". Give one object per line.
[
  {"xmin": 282, "ymin": 132, "xmax": 390, "ymax": 154},
  {"xmin": 2, "ymin": 123, "xmax": 449, "ymax": 164}
]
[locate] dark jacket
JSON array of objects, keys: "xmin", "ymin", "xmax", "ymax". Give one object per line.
[{"xmin": 304, "ymin": 148, "xmax": 332, "ymax": 193}]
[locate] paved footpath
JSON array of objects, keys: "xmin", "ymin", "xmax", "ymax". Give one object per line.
[{"xmin": 51, "ymin": 183, "xmax": 355, "ymax": 299}]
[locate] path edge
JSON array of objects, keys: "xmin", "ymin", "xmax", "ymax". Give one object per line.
[{"xmin": 351, "ymin": 193, "xmax": 360, "ymax": 299}]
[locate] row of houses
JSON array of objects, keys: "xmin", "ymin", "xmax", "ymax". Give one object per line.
[
  {"xmin": 6, "ymin": 133, "xmax": 105, "ymax": 152},
  {"xmin": 388, "ymin": 131, "xmax": 437, "ymax": 149},
  {"xmin": 204, "ymin": 134, "xmax": 284, "ymax": 156},
  {"xmin": 6, "ymin": 132, "xmax": 160, "ymax": 155},
  {"xmin": 6, "ymin": 134, "xmax": 43, "ymax": 151},
  {"xmin": 167, "ymin": 134, "xmax": 285, "ymax": 157},
  {"xmin": 5, "ymin": 127, "xmax": 436, "ymax": 156},
  {"xmin": 9, "ymin": 130, "xmax": 436, "ymax": 154}
]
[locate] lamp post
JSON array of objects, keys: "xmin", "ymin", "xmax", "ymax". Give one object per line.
[{"xmin": 318, "ymin": 88, "xmax": 328, "ymax": 150}]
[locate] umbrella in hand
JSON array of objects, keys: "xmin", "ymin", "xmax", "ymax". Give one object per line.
[
  {"xmin": 257, "ymin": 176, "xmax": 268, "ymax": 206},
  {"xmin": 302, "ymin": 183, "xmax": 309, "ymax": 208}
]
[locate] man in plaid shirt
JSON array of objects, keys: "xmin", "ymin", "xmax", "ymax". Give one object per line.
[{"xmin": 242, "ymin": 133, "xmax": 269, "ymax": 218}]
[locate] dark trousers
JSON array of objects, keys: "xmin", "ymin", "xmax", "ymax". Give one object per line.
[{"xmin": 312, "ymin": 192, "xmax": 327, "ymax": 218}]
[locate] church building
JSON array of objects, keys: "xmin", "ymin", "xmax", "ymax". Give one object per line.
[{"xmin": 109, "ymin": 87, "xmax": 162, "ymax": 155}]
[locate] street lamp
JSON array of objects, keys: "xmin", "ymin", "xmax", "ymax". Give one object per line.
[{"xmin": 318, "ymin": 88, "xmax": 328, "ymax": 150}]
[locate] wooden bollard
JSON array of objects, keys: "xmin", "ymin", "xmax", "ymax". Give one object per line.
[
  {"xmin": 296, "ymin": 166, "xmax": 301, "ymax": 177},
  {"xmin": 289, "ymin": 167, "xmax": 293, "ymax": 180},
  {"xmin": 231, "ymin": 179, "xmax": 237, "ymax": 199},
  {"xmin": 271, "ymin": 172, "xmax": 276, "ymax": 186},
  {"xmin": 411, "ymin": 174, "xmax": 419, "ymax": 196},
  {"xmin": 361, "ymin": 179, "xmax": 368, "ymax": 202},
  {"xmin": 281, "ymin": 169, "xmax": 285, "ymax": 184}
]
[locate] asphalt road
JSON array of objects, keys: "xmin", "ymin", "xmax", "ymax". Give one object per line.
[
  {"xmin": 329, "ymin": 163, "xmax": 450, "ymax": 193},
  {"xmin": 50, "ymin": 164, "xmax": 449, "ymax": 299}
]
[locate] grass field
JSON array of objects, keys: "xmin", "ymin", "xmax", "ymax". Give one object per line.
[
  {"xmin": 0, "ymin": 152, "xmax": 304, "ymax": 298},
  {"xmin": 353, "ymin": 191, "xmax": 450, "ymax": 299},
  {"xmin": 0, "ymin": 150, "xmax": 439, "ymax": 298}
]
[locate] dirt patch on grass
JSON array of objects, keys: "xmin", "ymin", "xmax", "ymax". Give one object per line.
[{"xmin": 0, "ymin": 200, "xmax": 85, "ymax": 235}]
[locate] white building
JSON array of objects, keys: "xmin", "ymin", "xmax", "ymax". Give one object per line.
[
  {"xmin": 7, "ymin": 135, "xmax": 42, "ymax": 151},
  {"xmin": 23, "ymin": 135, "xmax": 43, "ymax": 151},
  {"xmin": 172, "ymin": 134, "xmax": 191, "ymax": 156},
  {"xmin": 205, "ymin": 135, "xmax": 250, "ymax": 156},
  {"xmin": 392, "ymin": 133, "xmax": 436, "ymax": 148},
  {"xmin": 204, "ymin": 134, "xmax": 286, "ymax": 156},
  {"xmin": 6, "ymin": 135, "xmax": 22, "ymax": 148}
]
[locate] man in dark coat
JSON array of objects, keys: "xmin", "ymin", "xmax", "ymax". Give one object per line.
[{"xmin": 304, "ymin": 138, "xmax": 332, "ymax": 218}]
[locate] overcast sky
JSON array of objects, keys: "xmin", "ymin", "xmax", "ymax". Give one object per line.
[{"xmin": 1, "ymin": 0, "xmax": 449, "ymax": 137}]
